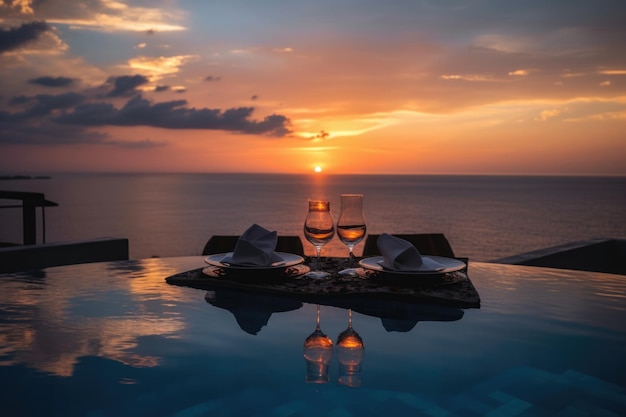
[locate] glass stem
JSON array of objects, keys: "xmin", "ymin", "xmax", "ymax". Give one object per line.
[
  {"xmin": 316, "ymin": 304, "xmax": 321, "ymax": 329},
  {"xmin": 316, "ymin": 247, "xmax": 322, "ymax": 270}
]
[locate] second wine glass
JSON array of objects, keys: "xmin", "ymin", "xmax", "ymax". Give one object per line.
[
  {"xmin": 303, "ymin": 200, "xmax": 335, "ymax": 279},
  {"xmin": 337, "ymin": 194, "xmax": 366, "ymax": 276},
  {"xmin": 336, "ymin": 309, "xmax": 364, "ymax": 387}
]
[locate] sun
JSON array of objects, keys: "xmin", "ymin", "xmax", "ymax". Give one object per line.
[{"xmin": 314, "ymin": 166, "xmax": 322, "ymax": 173}]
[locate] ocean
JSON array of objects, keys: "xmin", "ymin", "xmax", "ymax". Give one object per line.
[{"xmin": 1, "ymin": 173, "xmax": 624, "ymax": 262}]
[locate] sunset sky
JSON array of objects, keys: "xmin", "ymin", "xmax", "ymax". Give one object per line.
[{"xmin": 1, "ymin": 0, "xmax": 625, "ymax": 175}]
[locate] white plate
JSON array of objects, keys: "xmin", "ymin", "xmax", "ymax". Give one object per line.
[
  {"xmin": 359, "ymin": 256, "xmax": 466, "ymax": 275},
  {"xmin": 205, "ymin": 252, "xmax": 304, "ymax": 270}
]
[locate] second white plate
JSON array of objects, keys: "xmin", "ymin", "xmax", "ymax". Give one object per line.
[{"xmin": 359, "ymin": 256, "xmax": 466, "ymax": 275}]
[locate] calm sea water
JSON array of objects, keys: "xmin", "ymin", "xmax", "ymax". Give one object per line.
[{"xmin": 1, "ymin": 173, "xmax": 625, "ymax": 261}]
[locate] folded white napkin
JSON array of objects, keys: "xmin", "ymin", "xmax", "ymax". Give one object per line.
[
  {"xmin": 377, "ymin": 233, "xmax": 445, "ymax": 272},
  {"xmin": 220, "ymin": 224, "xmax": 284, "ymax": 266}
]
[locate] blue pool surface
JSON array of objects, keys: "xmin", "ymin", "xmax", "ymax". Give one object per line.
[{"xmin": 1, "ymin": 257, "xmax": 625, "ymax": 416}]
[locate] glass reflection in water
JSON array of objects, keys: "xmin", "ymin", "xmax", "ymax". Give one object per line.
[
  {"xmin": 336, "ymin": 309, "xmax": 365, "ymax": 387},
  {"xmin": 303, "ymin": 305, "xmax": 333, "ymax": 383}
]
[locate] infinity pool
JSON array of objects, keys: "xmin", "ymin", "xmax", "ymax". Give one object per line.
[{"xmin": 1, "ymin": 257, "xmax": 625, "ymax": 416}]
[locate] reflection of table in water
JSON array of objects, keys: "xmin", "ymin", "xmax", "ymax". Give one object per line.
[
  {"xmin": 203, "ymin": 279, "xmax": 466, "ymax": 334},
  {"xmin": 2, "ymin": 256, "xmax": 626, "ymax": 417},
  {"xmin": 172, "ymin": 256, "xmax": 474, "ymax": 335}
]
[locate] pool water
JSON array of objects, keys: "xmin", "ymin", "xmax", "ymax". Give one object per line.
[{"xmin": 0, "ymin": 258, "xmax": 625, "ymax": 416}]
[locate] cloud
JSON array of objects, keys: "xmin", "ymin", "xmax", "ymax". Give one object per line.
[
  {"xmin": 127, "ymin": 55, "xmax": 197, "ymax": 80},
  {"xmin": 0, "ymin": 21, "xmax": 49, "ymax": 53},
  {"xmin": 106, "ymin": 74, "xmax": 150, "ymax": 97},
  {"xmin": 508, "ymin": 69, "xmax": 530, "ymax": 76},
  {"xmin": 308, "ymin": 130, "xmax": 330, "ymax": 141},
  {"xmin": 533, "ymin": 98, "xmax": 626, "ymax": 123},
  {"xmin": 54, "ymin": 94, "xmax": 291, "ymax": 136},
  {"xmin": 598, "ymin": 70, "xmax": 626, "ymax": 75},
  {"xmin": 7, "ymin": 0, "xmax": 186, "ymax": 33},
  {"xmin": 0, "ymin": 93, "xmax": 159, "ymax": 147},
  {"xmin": 421, "ymin": 0, "xmax": 478, "ymax": 12},
  {"xmin": 0, "ymin": 0, "xmax": 34, "ymax": 14},
  {"xmin": 8, "ymin": 92, "xmax": 85, "ymax": 118},
  {"xmin": 538, "ymin": 108, "xmax": 561, "ymax": 121},
  {"xmin": 28, "ymin": 76, "xmax": 75, "ymax": 87},
  {"xmin": 0, "ymin": 119, "xmax": 107, "ymax": 145},
  {"xmin": 107, "ymin": 138, "xmax": 166, "ymax": 149},
  {"xmin": 1, "ymin": 63, "xmax": 293, "ymax": 145},
  {"xmin": 440, "ymin": 73, "xmax": 496, "ymax": 82}
]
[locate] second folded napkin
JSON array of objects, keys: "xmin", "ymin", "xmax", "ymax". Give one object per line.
[
  {"xmin": 220, "ymin": 224, "xmax": 284, "ymax": 267},
  {"xmin": 377, "ymin": 233, "xmax": 445, "ymax": 272}
]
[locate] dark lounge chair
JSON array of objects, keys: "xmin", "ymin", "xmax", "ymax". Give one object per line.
[
  {"xmin": 362, "ymin": 233, "xmax": 456, "ymax": 258},
  {"xmin": 202, "ymin": 235, "xmax": 305, "ymax": 257}
]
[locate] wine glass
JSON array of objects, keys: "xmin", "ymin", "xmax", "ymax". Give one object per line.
[
  {"xmin": 336, "ymin": 309, "xmax": 364, "ymax": 387},
  {"xmin": 336, "ymin": 194, "xmax": 366, "ymax": 276},
  {"xmin": 303, "ymin": 305, "xmax": 333, "ymax": 383},
  {"xmin": 303, "ymin": 200, "xmax": 335, "ymax": 279}
]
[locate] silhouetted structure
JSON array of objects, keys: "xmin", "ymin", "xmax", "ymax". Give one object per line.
[
  {"xmin": 493, "ymin": 237, "xmax": 626, "ymax": 275},
  {"xmin": 0, "ymin": 190, "xmax": 58, "ymax": 246},
  {"xmin": 0, "ymin": 238, "xmax": 130, "ymax": 273},
  {"xmin": 0, "ymin": 190, "xmax": 129, "ymax": 273}
]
